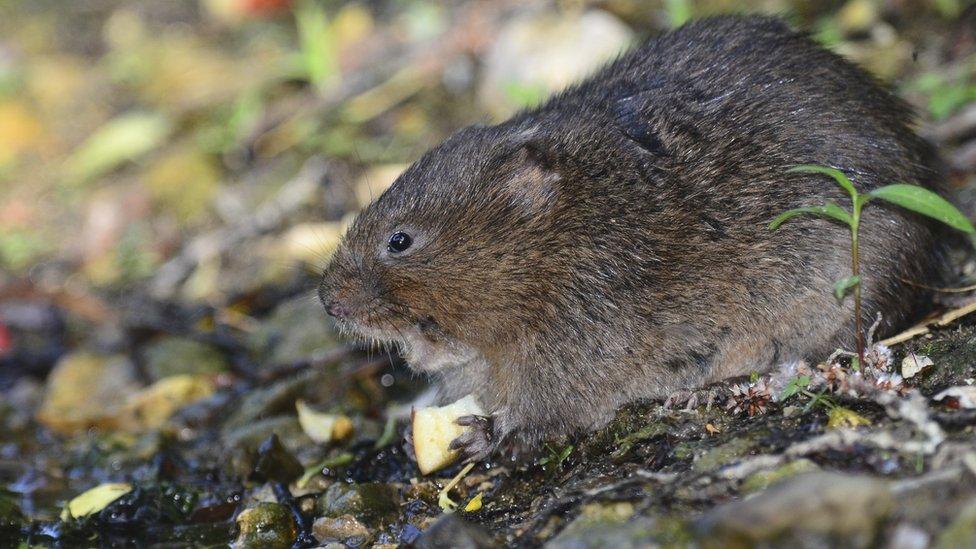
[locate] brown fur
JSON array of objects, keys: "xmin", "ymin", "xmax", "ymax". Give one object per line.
[{"xmin": 319, "ymin": 16, "xmax": 955, "ymax": 450}]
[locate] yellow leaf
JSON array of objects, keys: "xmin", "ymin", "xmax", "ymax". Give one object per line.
[
  {"xmin": 122, "ymin": 374, "xmax": 216, "ymax": 431},
  {"xmin": 464, "ymin": 492, "xmax": 484, "ymax": 513},
  {"xmin": 296, "ymin": 400, "xmax": 354, "ymax": 444},
  {"xmin": 61, "ymin": 483, "xmax": 132, "ymax": 521},
  {"xmin": 827, "ymin": 407, "xmax": 871, "ymax": 429}
]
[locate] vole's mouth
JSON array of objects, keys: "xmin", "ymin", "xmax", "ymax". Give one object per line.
[{"xmin": 333, "ymin": 314, "xmax": 475, "ymax": 374}]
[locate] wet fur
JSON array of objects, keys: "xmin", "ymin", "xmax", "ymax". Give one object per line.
[{"xmin": 319, "ymin": 16, "xmax": 954, "ymax": 450}]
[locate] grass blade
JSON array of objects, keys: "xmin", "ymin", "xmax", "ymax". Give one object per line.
[
  {"xmin": 869, "ymin": 184, "xmax": 975, "ymax": 233},
  {"xmin": 788, "ymin": 165, "xmax": 857, "ymax": 198},
  {"xmin": 769, "ymin": 203, "xmax": 852, "ymax": 230}
]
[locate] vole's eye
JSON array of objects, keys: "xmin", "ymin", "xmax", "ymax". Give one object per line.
[{"xmin": 387, "ymin": 231, "xmax": 413, "ymax": 253}]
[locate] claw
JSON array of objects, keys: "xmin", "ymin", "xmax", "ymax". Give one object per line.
[
  {"xmin": 450, "ymin": 414, "xmax": 495, "ymax": 462},
  {"xmin": 402, "ymin": 425, "xmax": 416, "ymax": 461},
  {"xmin": 663, "ymin": 388, "xmax": 716, "ymax": 411}
]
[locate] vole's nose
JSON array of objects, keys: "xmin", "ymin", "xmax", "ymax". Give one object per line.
[{"xmin": 325, "ymin": 300, "xmax": 350, "ymax": 319}]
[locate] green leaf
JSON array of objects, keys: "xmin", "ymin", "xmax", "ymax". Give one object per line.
[
  {"xmin": 295, "ymin": 0, "xmax": 339, "ymax": 93},
  {"xmin": 665, "ymin": 0, "xmax": 692, "ymax": 27},
  {"xmin": 65, "ymin": 112, "xmax": 172, "ymax": 185},
  {"xmin": 833, "ymin": 275, "xmax": 861, "ymax": 300},
  {"xmin": 788, "ymin": 165, "xmax": 857, "ymax": 198},
  {"xmin": 769, "ymin": 203, "xmax": 852, "ymax": 230},
  {"xmin": 869, "ymin": 184, "xmax": 975, "ymax": 233},
  {"xmin": 778, "ymin": 375, "xmax": 810, "ymax": 402}
]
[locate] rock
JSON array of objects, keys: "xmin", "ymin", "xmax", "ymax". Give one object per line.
[
  {"xmin": 316, "ymin": 482, "xmax": 400, "ymax": 524},
  {"xmin": 222, "ymin": 370, "xmax": 318, "ymax": 434},
  {"xmin": 547, "ymin": 502, "xmax": 662, "ymax": 548},
  {"xmin": 0, "ymin": 488, "xmax": 24, "ymax": 535},
  {"xmin": 692, "ymin": 437, "xmax": 754, "ymax": 473},
  {"xmin": 233, "ymin": 502, "xmax": 296, "ymax": 549},
  {"xmin": 414, "ymin": 513, "xmax": 496, "ymax": 549},
  {"xmin": 935, "ymin": 497, "xmax": 976, "ymax": 549},
  {"xmin": 478, "ymin": 9, "xmax": 633, "ymax": 119},
  {"xmin": 36, "ymin": 352, "xmax": 139, "ymax": 434},
  {"xmin": 741, "ymin": 459, "xmax": 819, "ymax": 494},
  {"xmin": 313, "ymin": 514, "xmax": 373, "ymax": 547},
  {"xmin": 222, "ymin": 416, "xmax": 306, "ymax": 454},
  {"xmin": 142, "ymin": 336, "xmax": 228, "ymax": 381},
  {"xmin": 252, "ymin": 434, "xmax": 304, "ymax": 484},
  {"xmin": 695, "ymin": 472, "xmax": 893, "ymax": 547}
]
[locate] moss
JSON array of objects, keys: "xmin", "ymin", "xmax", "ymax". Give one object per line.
[
  {"xmin": 935, "ymin": 497, "xmax": 976, "ymax": 549},
  {"xmin": 741, "ymin": 459, "xmax": 819, "ymax": 493},
  {"xmin": 692, "ymin": 436, "xmax": 756, "ymax": 474},
  {"xmin": 233, "ymin": 502, "xmax": 296, "ymax": 549}
]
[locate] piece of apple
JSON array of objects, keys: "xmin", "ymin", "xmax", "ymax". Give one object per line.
[{"xmin": 411, "ymin": 395, "xmax": 485, "ymax": 475}]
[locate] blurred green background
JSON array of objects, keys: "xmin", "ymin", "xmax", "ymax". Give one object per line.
[{"xmin": 1, "ymin": 0, "xmax": 974, "ymax": 300}]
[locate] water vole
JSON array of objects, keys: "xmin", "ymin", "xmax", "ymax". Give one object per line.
[{"xmin": 318, "ymin": 16, "xmax": 954, "ymax": 458}]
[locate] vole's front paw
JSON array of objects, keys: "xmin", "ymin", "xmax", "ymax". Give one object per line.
[
  {"xmin": 403, "ymin": 424, "xmax": 416, "ymax": 461},
  {"xmin": 449, "ymin": 414, "xmax": 495, "ymax": 462}
]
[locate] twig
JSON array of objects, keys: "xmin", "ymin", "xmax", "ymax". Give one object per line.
[
  {"xmin": 272, "ymin": 482, "xmax": 317, "ymax": 548},
  {"xmin": 880, "ymin": 299, "xmax": 976, "ymax": 346}
]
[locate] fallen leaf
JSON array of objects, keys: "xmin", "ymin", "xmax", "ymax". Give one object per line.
[
  {"xmin": 121, "ymin": 374, "xmax": 217, "ymax": 431},
  {"xmin": 296, "ymin": 399, "xmax": 353, "ymax": 444},
  {"xmin": 36, "ymin": 353, "xmax": 139, "ymax": 434},
  {"xmin": 464, "ymin": 492, "xmax": 483, "ymax": 512},
  {"xmin": 65, "ymin": 112, "xmax": 172, "ymax": 185},
  {"xmin": 827, "ymin": 407, "xmax": 872, "ymax": 429},
  {"xmin": 901, "ymin": 353, "xmax": 934, "ymax": 379},
  {"xmin": 61, "ymin": 483, "xmax": 132, "ymax": 521}
]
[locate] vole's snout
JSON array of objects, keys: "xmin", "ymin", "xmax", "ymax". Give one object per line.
[
  {"xmin": 325, "ymin": 299, "xmax": 350, "ymax": 319},
  {"xmin": 317, "ymin": 272, "xmax": 346, "ymax": 319}
]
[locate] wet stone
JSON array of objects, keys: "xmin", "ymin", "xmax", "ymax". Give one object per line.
[
  {"xmin": 316, "ymin": 482, "xmax": 400, "ymax": 525},
  {"xmin": 692, "ymin": 436, "xmax": 755, "ymax": 473},
  {"xmin": 313, "ymin": 513, "xmax": 373, "ymax": 547},
  {"xmin": 741, "ymin": 458, "xmax": 820, "ymax": 493},
  {"xmin": 233, "ymin": 502, "xmax": 296, "ymax": 549},
  {"xmin": 695, "ymin": 472, "xmax": 893, "ymax": 547},
  {"xmin": 414, "ymin": 513, "xmax": 496, "ymax": 549},
  {"xmin": 547, "ymin": 502, "xmax": 659, "ymax": 549},
  {"xmin": 252, "ymin": 434, "xmax": 303, "ymax": 484}
]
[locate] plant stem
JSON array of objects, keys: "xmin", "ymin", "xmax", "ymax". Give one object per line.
[{"xmin": 851, "ymin": 208, "xmax": 864, "ymax": 366}]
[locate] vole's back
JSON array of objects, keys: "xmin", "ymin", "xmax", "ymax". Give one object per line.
[{"xmin": 493, "ymin": 16, "xmax": 950, "ymax": 403}]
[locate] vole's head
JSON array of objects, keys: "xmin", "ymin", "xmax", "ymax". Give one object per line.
[{"xmin": 318, "ymin": 123, "xmax": 571, "ymax": 369}]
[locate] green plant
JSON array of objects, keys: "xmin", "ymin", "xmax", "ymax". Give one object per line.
[
  {"xmin": 538, "ymin": 444, "xmax": 573, "ymax": 469},
  {"xmin": 770, "ymin": 165, "xmax": 975, "ymax": 364},
  {"xmin": 293, "ymin": 0, "xmax": 339, "ymax": 94}
]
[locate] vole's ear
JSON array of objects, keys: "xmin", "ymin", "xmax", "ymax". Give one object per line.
[
  {"xmin": 495, "ymin": 137, "xmax": 562, "ymax": 213},
  {"xmin": 614, "ymin": 89, "xmax": 705, "ymax": 163}
]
